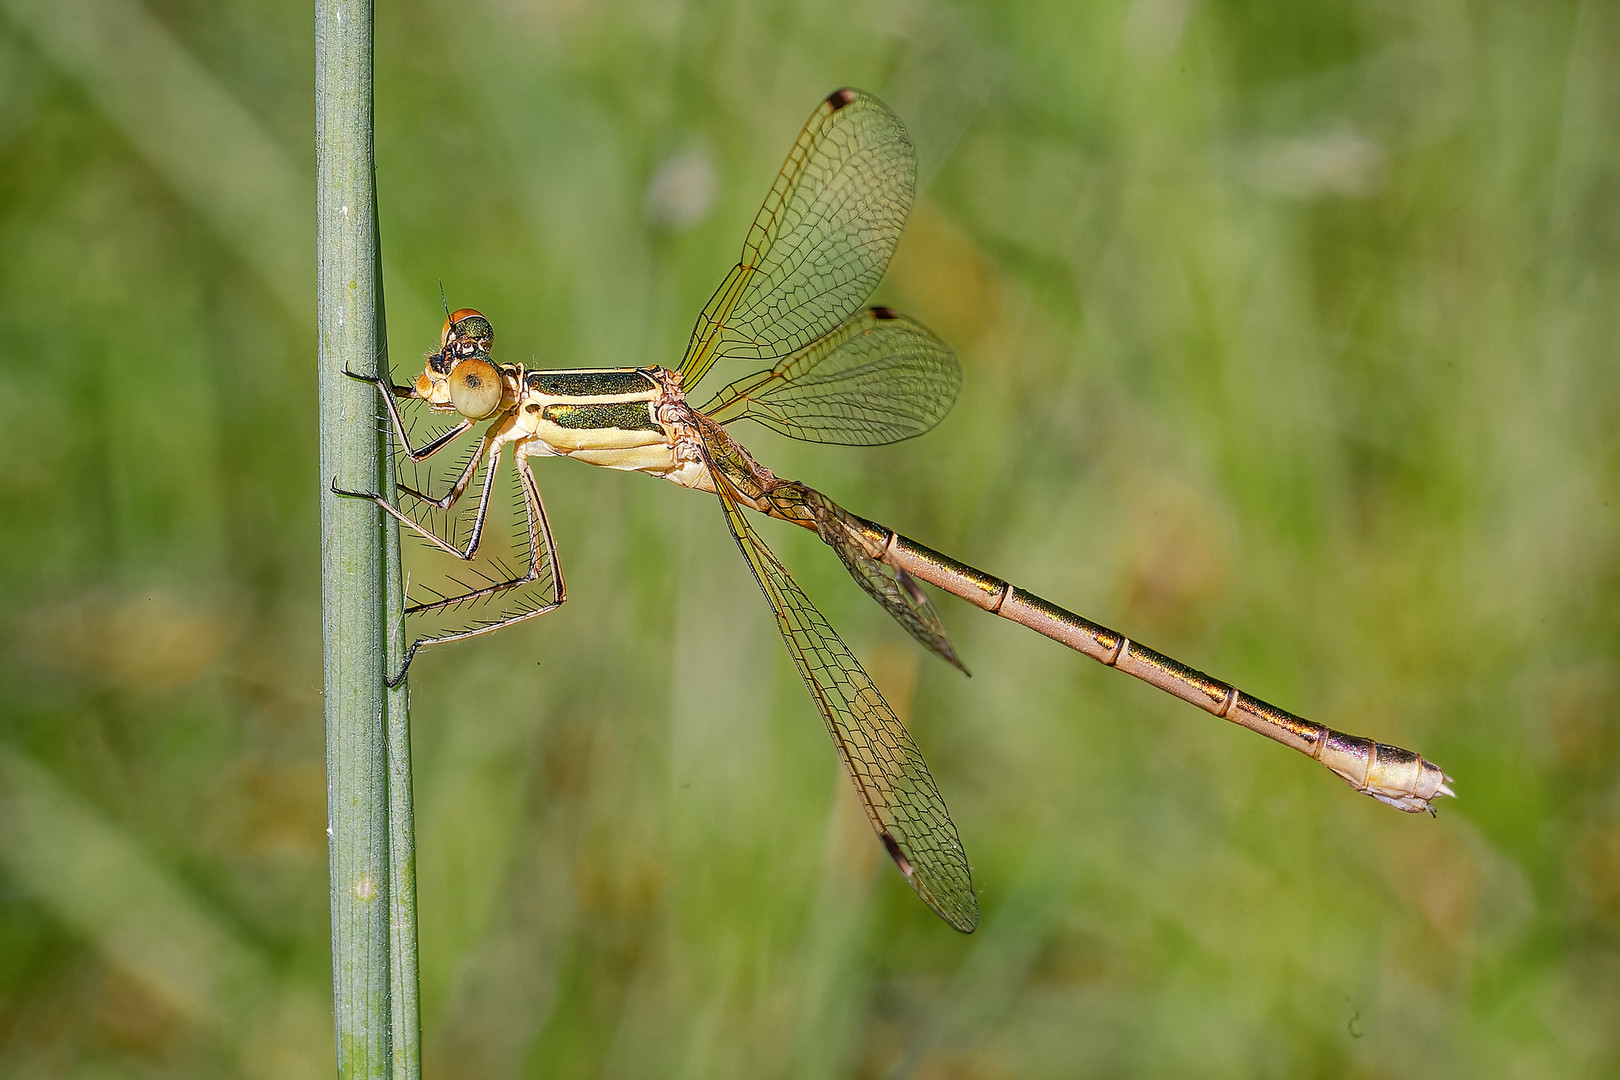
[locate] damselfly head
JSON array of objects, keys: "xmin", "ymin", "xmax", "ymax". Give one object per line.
[
  {"xmin": 414, "ymin": 307, "xmax": 507, "ymax": 418},
  {"xmin": 431, "ymin": 308, "xmax": 495, "ymax": 369}
]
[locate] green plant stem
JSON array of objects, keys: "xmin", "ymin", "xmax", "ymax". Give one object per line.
[
  {"xmin": 316, "ymin": 2, "xmax": 394, "ymax": 1076},
  {"xmin": 375, "ymin": 216, "xmax": 421, "ymax": 1080}
]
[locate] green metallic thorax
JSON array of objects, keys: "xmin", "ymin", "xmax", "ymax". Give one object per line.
[
  {"xmin": 541, "ymin": 400, "xmax": 662, "ymax": 432},
  {"xmin": 523, "ymin": 368, "xmax": 657, "ymax": 398},
  {"xmin": 515, "ymin": 366, "xmax": 689, "ymax": 477}
]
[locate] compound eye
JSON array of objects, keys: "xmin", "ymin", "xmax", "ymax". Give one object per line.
[{"xmin": 448, "ymin": 358, "xmax": 502, "ymax": 419}]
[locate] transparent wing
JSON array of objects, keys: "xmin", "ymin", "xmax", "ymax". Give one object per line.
[
  {"xmin": 698, "ymin": 307, "xmax": 961, "ymax": 446},
  {"xmin": 678, "ymin": 88, "xmax": 917, "ymax": 394},
  {"xmin": 760, "ymin": 481, "xmax": 968, "ymax": 673},
  {"xmin": 705, "ymin": 441, "xmax": 977, "ymax": 932}
]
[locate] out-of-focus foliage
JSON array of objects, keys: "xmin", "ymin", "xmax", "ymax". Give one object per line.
[{"xmin": 2, "ymin": 1, "xmax": 1617, "ymax": 1076}]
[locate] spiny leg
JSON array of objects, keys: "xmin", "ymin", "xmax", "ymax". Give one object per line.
[
  {"xmin": 344, "ymin": 368, "xmax": 494, "ymax": 549},
  {"xmin": 334, "ymin": 414, "xmax": 519, "ymax": 561},
  {"xmin": 386, "ymin": 444, "xmax": 567, "ymax": 684},
  {"xmin": 380, "ymin": 405, "xmax": 509, "ymax": 550},
  {"xmin": 513, "ymin": 449, "xmax": 568, "ymax": 606},
  {"xmin": 348, "ymin": 368, "xmax": 475, "ymax": 463},
  {"xmin": 334, "ymin": 440, "xmax": 499, "ymax": 561},
  {"xmin": 395, "ymin": 431, "xmax": 493, "ymax": 512}
]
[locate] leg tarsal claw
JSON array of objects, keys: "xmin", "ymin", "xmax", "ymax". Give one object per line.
[{"xmin": 331, "ymin": 478, "xmax": 383, "ymax": 501}]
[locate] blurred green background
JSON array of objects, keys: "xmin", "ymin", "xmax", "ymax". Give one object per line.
[{"xmin": 3, "ymin": 0, "xmax": 1618, "ymax": 1076}]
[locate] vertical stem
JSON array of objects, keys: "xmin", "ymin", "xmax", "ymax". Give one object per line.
[
  {"xmin": 316, "ymin": 2, "xmax": 392, "ymax": 1076},
  {"xmin": 375, "ymin": 212, "xmax": 422, "ymax": 1080},
  {"xmin": 386, "ymin": 584, "xmax": 420, "ymax": 1080}
]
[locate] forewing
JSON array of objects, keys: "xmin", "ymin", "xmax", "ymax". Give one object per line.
[
  {"xmin": 699, "ymin": 307, "xmax": 961, "ymax": 445},
  {"xmin": 678, "ymin": 89, "xmax": 917, "ymax": 393},
  {"xmin": 708, "ymin": 456, "xmax": 978, "ymax": 932}
]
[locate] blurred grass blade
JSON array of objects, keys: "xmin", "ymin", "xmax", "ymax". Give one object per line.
[
  {"xmin": 1, "ymin": 0, "xmax": 306, "ymax": 316},
  {"xmin": 0, "ymin": 746, "xmax": 331, "ymax": 1078},
  {"xmin": 0, "ymin": 0, "xmax": 429, "ymax": 329},
  {"xmin": 0, "ymin": 745, "xmax": 266, "ymax": 1028}
]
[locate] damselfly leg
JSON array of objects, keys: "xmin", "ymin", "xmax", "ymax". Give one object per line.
[
  {"xmin": 334, "ymin": 402, "xmax": 566, "ymax": 684},
  {"xmin": 346, "ymin": 368, "xmax": 476, "ymax": 462}
]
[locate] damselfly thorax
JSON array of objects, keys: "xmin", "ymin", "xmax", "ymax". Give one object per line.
[{"xmin": 415, "ymin": 351, "xmax": 769, "ymax": 497}]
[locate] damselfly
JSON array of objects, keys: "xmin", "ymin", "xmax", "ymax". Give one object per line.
[{"xmin": 337, "ymin": 89, "xmax": 1452, "ymax": 933}]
